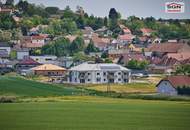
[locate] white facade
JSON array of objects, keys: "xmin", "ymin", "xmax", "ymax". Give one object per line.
[
  {"xmin": 17, "ymin": 50, "xmax": 29, "ymax": 60},
  {"xmin": 69, "ymin": 63, "xmax": 131, "ymax": 84},
  {"xmin": 30, "ymin": 55, "xmax": 58, "ymax": 65},
  {"xmin": 157, "ymin": 80, "xmax": 178, "ymax": 95},
  {"xmin": 0, "ymin": 47, "xmax": 11, "ymax": 55}
]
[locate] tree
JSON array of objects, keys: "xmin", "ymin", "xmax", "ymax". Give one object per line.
[
  {"xmin": 127, "ymin": 59, "xmax": 149, "ymax": 70},
  {"xmin": 104, "ymin": 17, "xmax": 108, "ymax": 27},
  {"xmin": 45, "ymin": 7, "xmax": 59, "ymax": 15},
  {"xmin": 0, "ymin": 30, "xmax": 12, "ymax": 42},
  {"xmin": 17, "ymin": 0, "xmax": 29, "ymax": 13},
  {"xmin": 108, "ymin": 8, "xmax": 119, "ymax": 31},
  {"xmin": 42, "ymin": 37, "xmax": 70, "ymax": 57},
  {"xmin": 175, "ymin": 65, "xmax": 190, "ymax": 76},
  {"xmin": 85, "ymin": 40, "xmax": 99, "ymax": 54},
  {"xmin": 0, "ymin": 14, "xmax": 16, "ymax": 30},
  {"xmin": 70, "ymin": 37, "xmax": 85, "ymax": 54},
  {"xmin": 5, "ymin": 0, "xmax": 14, "ymax": 6}
]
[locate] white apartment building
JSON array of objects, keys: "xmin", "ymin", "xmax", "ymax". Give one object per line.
[{"xmin": 69, "ymin": 62, "xmax": 131, "ymax": 84}]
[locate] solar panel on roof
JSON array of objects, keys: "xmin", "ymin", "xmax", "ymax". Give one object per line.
[{"xmin": 100, "ymin": 66, "xmax": 120, "ymax": 70}]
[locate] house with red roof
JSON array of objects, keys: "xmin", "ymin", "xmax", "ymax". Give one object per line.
[
  {"xmin": 91, "ymin": 34, "xmax": 111, "ymax": 50},
  {"xmin": 118, "ymin": 34, "xmax": 135, "ymax": 44},
  {"xmin": 118, "ymin": 52, "xmax": 146, "ymax": 66},
  {"xmin": 157, "ymin": 75, "xmax": 190, "ymax": 95},
  {"xmin": 0, "ymin": 7, "xmax": 13, "ymax": 14},
  {"xmin": 21, "ymin": 35, "xmax": 47, "ymax": 49},
  {"xmin": 15, "ymin": 57, "xmax": 41, "ymax": 73},
  {"xmin": 146, "ymin": 42, "xmax": 190, "ymax": 57},
  {"xmin": 140, "ymin": 28, "xmax": 154, "ymax": 36}
]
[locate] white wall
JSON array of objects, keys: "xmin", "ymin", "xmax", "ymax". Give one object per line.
[
  {"xmin": 157, "ymin": 81, "xmax": 178, "ymax": 95},
  {"xmin": 0, "ymin": 47, "xmax": 11, "ymax": 55},
  {"xmin": 69, "ymin": 70, "xmax": 130, "ymax": 84},
  {"xmin": 17, "ymin": 51, "xmax": 29, "ymax": 60}
]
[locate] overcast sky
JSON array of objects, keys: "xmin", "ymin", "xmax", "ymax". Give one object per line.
[{"xmin": 15, "ymin": 0, "xmax": 190, "ymax": 19}]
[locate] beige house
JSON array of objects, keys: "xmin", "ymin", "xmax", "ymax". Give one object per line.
[{"xmin": 31, "ymin": 64, "xmax": 66, "ymax": 76}]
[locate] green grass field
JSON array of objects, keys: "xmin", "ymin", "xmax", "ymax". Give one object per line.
[
  {"xmin": 0, "ymin": 75, "xmax": 190, "ymax": 130},
  {"xmin": 0, "ymin": 76, "xmax": 84, "ymax": 97},
  {"xmin": 0, "ymin": 97, "xmax": 190, "ymax": 130}
]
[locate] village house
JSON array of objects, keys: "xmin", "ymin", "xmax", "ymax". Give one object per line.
[
  {"xmin": 30, "ymin": 55, "xmax": 58, "ymax": 65},
  {"xmin": 118, "ymin": 52, "xmax": 146, "ymax": 66},
  {"xmin": 108, "ymin": 49, "xmax": 129, "ymax": 60},
  {"xmin": 0, "ymin": 42, "xmax": 11, "ymax": 57},
  {"xmin": 57, "ymin": 56, "xmax": 74, "ymax": 69},
  {"xmin": 146, "ymin": 42, "xmax": 190, "ymax": 74},
  {"xmin": 157, "ymin": 75, "xmax": 190, "ymax": 95},
  {"xmin": 145, "ymin": 42, "xmax": 190, "ymax": 57},
  {"xmin": 117, "ymin": 34, "xmax": 135, "ymax": 45},
  {"xmin": 140, "ymin": 28, "xmax": 154, "ymax": 36},
  {"xmin": 95, "ymin": 26, "xmax": 113, "ymax": 37},
  {"xmin": 0, "ymin": 7, "xmax": 13, "ymax": 14},
  {"xmin": 65, "ymin": 35, "xmax": 77, "ymax": 43},
  {"xmin": 15, "ymin": 57, "xmax": 41, "ymax": 74},
  {"xmin": 69, "ymin": 62, "xmax": 131, "ymax": 84},
  {"xmin": 21, "ymin": 35, "xmax": 47, "ymax": 49},
  {"xmin": 16, "ymin": 49, "xmax": 29, "ymax": 60},
  {"xmin": 82, "ymin": 27, "xmax": 94, "ymax": 45},
  {"xmin": 92, "ymin": 34, "xmax": 111, "ymax": 50},
  {"xmin": 31, "ymin": 64, "xmax": 66, "ymax": 76}
]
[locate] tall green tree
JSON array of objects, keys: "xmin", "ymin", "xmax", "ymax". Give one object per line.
[
  {"xmin": 85, "ymin": 40, "xmax": 99, "ymax": 54},
  {"xmin": 70, "ymin": 37, "xmax": 85, "ymax": 54}
]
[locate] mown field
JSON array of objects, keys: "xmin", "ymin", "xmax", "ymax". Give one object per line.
[
  {"xmin": 0, "ymin": 75, "xmax": 190, "ymax": 130},
  {"xmin": 0, "ymin": 97, "xmax": 190, "ymax": 130}
]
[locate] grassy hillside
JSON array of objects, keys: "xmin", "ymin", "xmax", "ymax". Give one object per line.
[
  {"xmin": 0, "ymin": 76, "xmax": 83, "ymax": 97},
  {"xmin": 0, "ymin": 97, "xmax": 190, "ymax": 130}
]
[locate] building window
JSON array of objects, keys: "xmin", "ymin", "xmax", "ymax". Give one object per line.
[
  {"xmin": 103, "ymin": 72, "xmax": 106, "ymax": 76},
  {"xmin": 88, "ymin": 73, "xmax": 90, "ymax": 75},
  {"xmin": 118, "ymin": 79, "xmax": 121, "ymax": 81},
  {"xmin": 124, "ymin": 72, "xmax": 127, "ymax": 75},
  {"xmin": 118, "ymin": 72, "xmax": 121, "ymax": 75},
  {"xmin": 97, "ymin": 73, "xmax": 100, "ymax": 75},
  {"xmin": 96, "ymin": 78, "xmax": 101, "ymax": 82},
  {"xmin": 88, "ymin": 79, "xmax": 91, "ymax": 81},
  {"xmin": 104, "ymin": 79, "xmax": 106, "ymax": 81}
]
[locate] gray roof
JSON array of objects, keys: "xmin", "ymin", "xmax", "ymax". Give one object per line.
[{"xmin": 70, "ymin": 62, "xmax": 130, "ymax": 71}]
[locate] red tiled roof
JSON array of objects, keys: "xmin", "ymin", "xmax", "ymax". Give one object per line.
[
  {"xmin": 118, "ymin": 34, "xmax": 134, "ymax": 41},
  {"xmin": 167, "ymin": 52, "xmax": 190, "ymax": 61},
  {"xmin": 123, "ymin": 28, "xmax": 131, "ymax": 34},
  {"xmin": 140, "ymin": 28, "xmax": 154, "ymax": 33},
  {"xmin": 147, "ymin": 43, "xmax": 186, "ymax": 53},
  {"xmin": 22, "ymin": 42, "xmax": 45, "ymax": 48},
  {"xmin": 122, "ymin": 53, "xmax": 146, "ymax": 62},
  {"xmin": 157, "ymin": 75, "xmax": 190, "ymax": 88},
  {"xmin": 18, "ymin": 57, "xmax": 41, "ymax": 65},
  {"xmin": 92, "ymin": 35, "xmax": 110, "ymax": 48}
]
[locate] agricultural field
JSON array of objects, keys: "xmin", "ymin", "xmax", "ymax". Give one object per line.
[
  {"xmin": 0, "ymin": 75, "xmax": 190, "ymax": 130},
  {"xmin": 85, "ymin": 83, "xmax": 156, "ymax": 94},
  {"xmin": 0, "ymin": 97, "xmax": 190, "ymax": 130}
]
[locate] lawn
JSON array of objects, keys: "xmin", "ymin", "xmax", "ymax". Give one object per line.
[
  {"xmin": 0, "ymin": 76, "xmax": 84, "ymax": 97},
  {"xmin": 0, "ymin": 97, "xmax": 190, "ymax": 130}
]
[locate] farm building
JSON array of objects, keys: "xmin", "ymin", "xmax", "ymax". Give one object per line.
[
  {"xmin": 69, "ymin": 62, "xmax": 131, "ymax": 84},
  {"xmin": 156, "ymin": 75, "xmax": 190, "ymax": 95},
  {"xmin": 31, "ymin": 64, "xmax": 66, "ymax": 76}
]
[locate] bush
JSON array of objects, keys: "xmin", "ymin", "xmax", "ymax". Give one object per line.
[{"xmin": 0, "ymin": 96, "xmax": 16, "ymax": 103}]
